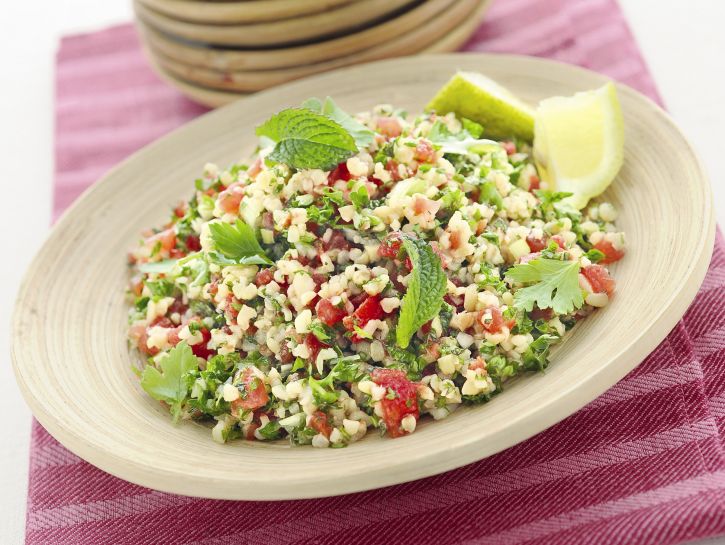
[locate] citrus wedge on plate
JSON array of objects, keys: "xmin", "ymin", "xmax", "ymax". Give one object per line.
[
  {"xmin": 534, "ymin": 82, "xmax": 624, "ymax": 209},
  {"xmin": 427, "ymin": 71, "xmax": 535, "ymax": 141}
]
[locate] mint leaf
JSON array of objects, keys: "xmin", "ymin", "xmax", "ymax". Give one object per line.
[
  {"xmin": 256, "ymin": 108, "xmax": 357, "ymax": 170},
  {"xmin": 140, "ymin": 341, "xmax": 198, "ymax": 422},
  {"xmin": 396, "ymin": 235, "xmax": 447, "ymax": 348},
  {"xmin": 506, "ymin": 258, "xmax": 584, "ymax": 315},
  {"xmin": 302, "ymin": 97, "xmax": 374, "ymax": 149},
  {"xmin": 208, "ymin": 220, "xmax": 272, "ymax": 265}
]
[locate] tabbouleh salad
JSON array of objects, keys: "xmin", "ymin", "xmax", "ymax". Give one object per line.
[{"xmin": 127, "ymin": 96, "xmax": 625, "ymax": 448}]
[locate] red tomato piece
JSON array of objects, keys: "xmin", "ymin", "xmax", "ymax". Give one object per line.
[
  {"xmin": 377, "ymin": 116, "xmax": 402, "ymax": 138},
  {"xmin": 190, "ymin": 328, "xmax": 213, "ymax": 359},
  {"xmin": 245, "ymin": 422, "xmax": 260, "ymax": 441},
  {"xmin": 593, "ymin": 239, "xmax": 625, "ymax": 264},
  {"xmin": 525, "ymin": 234, "xmax": 547, "ymax": 252},
  {"xmin": 231, "ymin": 368, "xmax": 269, "ymax": 411},
  {"xmin": 529, "ymin": 307, "xmax": 554, "ymax": 321},
  {"xmin": 247, "ymin": 157, "xmax": 262, "ymax": 179},
  {"xmin": 469, "ymin": 357, "xmax": 486, "ymax": 371},
  {"xmin": 316, "ymin": 298, "xmax": 347, "ymax": 326},
  {"xmin": 255, "ymin": 268, "xmax": 275, "ymax": 286},
  {"xmin": 378, "ymin": 232, "xmax": 403, "ymax": 259},
  {"xmin": 343, "ymin": 295, "xmax": 385, "ymax": 342},
  {"xmin": 529, "ymin": 174, "xmax": 541, "ymax": 191},
  {"xmin": 414, "ymin": 140, "xmax": 436, "ymax": 163},
  {"xmin": 185, "ymin": 234, "xmax": 201, "ymax": 252},
  {"xmin": 305, "ymin": 333, "xmax": 328, "ymax": 364},
  {"xmin": 328, "ymin": 162, "xmax": 351, "ymax": 184},
  {"xmin": 478, "ymin": 306, "xmax": 505, "ymax": 333},
  {"xmin": 217, "ymin": 183, "xmax": 244, "ymax": 215},
  {"xmin": 308, "ymin": 411, "xmax": 333, "ymax": 438},
  {"xmin": 146, "ymin": 228, "xmax": 176, "ymax": 253},
  {"xmin": 582, "ymin": 265, "xmax": 616, "ymax": 296},
  {"xmin": 502, "ymin": 141, "xmax": 516, "ymax": 155},
  {"xmin": 371, "ymin": 368, "xmax": 419, "ymax": 438},
  {"xmin": 322, "ymin": 230, "xmax": 351, "ymax": 252}
]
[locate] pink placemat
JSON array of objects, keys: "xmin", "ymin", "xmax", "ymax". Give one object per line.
[{"xmin": 29, "ymin": 1, "xmax": 725, "ymax": 543}]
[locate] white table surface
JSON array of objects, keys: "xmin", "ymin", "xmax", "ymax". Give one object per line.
[{"xmin": 1, "ymin": 1, "xmax": 723, "ymax": 543}]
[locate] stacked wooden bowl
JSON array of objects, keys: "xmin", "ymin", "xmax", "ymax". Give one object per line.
[{"xmin": 134, "ymin": 0, "xmax": 492, "ymax": 107}]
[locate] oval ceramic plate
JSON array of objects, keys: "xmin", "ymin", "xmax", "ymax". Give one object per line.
[{"xmin": 12, "ymin": 54, "xmax": 714, "ymax": 500}]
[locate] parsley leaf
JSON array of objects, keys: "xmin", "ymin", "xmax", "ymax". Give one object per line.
[
  {"xmin": 140, "ymin": 342, "xmax": 198, "ymax": 422},
  {"xmin": 395, "ymin": 235, "xmax": 447, "ymax": 348},
  {"xmin": 208, "ymin": 220, "xmax": 272, "ymax": 265},
  {"xmin": 301, "ymin": 97, "xmax": 374, "ymax": 149},
  {"xmin": 506, "ymin": 258, "xmax": 584, "ymax": 315},
  {"xmin": 256, "ymin": 108, "xmax": 357, "ymax": 170},
  {"xmin": 428, "ymin": 120, "xmax": 499, "ymax": 155}
]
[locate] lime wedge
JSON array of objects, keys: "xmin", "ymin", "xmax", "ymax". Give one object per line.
[
  {"xmin": 427, "ymin": 71, "xmax": 535, "ymax": 141},
  {"xmin": 534, "ymin": 82, "xmax": 624, "ymax": 209}
]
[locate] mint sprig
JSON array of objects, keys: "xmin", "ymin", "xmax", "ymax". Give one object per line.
[
  {"xmin": 208, "ymin": 220, "xmax": 272, "ymax": 265},
  {"xmin": 302, "ymin": 97, "xmax": 375, "ymax": 149},
  {"xmin": 256, "ymin": 108, "xmax": 358, "ymax": 171},
  {"xmin": 395, "ymin": 235, "xmax": 447, "ymax": 348}
]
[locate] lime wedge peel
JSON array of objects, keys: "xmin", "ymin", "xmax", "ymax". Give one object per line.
[
  {"xmin": 534, "ymin": 82, "xmax": 624, "ymax": 209},
  {"xmin": 426, "ymin": 71, "xmax": 535, "ymax": 141}
]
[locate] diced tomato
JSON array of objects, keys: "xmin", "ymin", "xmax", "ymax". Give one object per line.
[
  {"xmin": 328, "ymin": 162, "xmax": 351, "ymax": 184},
  {"xmin": 371, "ymin": 368, "xmax": 419, "ymax": 438},
  {"xmin": 185, "ymin": 234, "xmax": 201, "ymax": 252},
  {"xmin": 376, "ymin": 117, "xmax": 402, "ymax": 138},
  {"xmin": 502, "ymin": 141, "xmax": 516, "ymax": 155},
  {"xmin": 261, "ymin": 212, "xmax": 274, "ymax": 230},
  {"xmin": 190, "ymin": 328, "xmax": 213, "ymax": 359},
  {"xmin": 414, "ymin": 140, "xmax": 436, "ymax": 163},
  {"xmin": 322, "ymin": 230, "xmax": 351, "ymax": 252},
  {"xmin": 231, "ymin": 368, "xmax": 269, "ymax": 411},
  {"xmin": 529, "ymin": 174, "xmax": 541, "ymax": 191},
  {"xmin": 316, "ymin": 298, "xmax": 347, "ymax": 326},
  {"xmin": 168, "ymin": 299, "xmax": 188, "ymax": 316},
  {"xmin": 278, "ymin": 341, "xmax": 294, "ymax": 364},
  {"xmin": 469, "ymin": 357, "xmax": 486, "ymax": 371},
  {"xmin": 146, "ymin": 228, "xmax": 176, "ymax": 254},
  {"xmin": 305, "ymin": 333, "xmax": 328, "ymax": 364},
  {"xmin": 593, "ymin": 239, "xmax": 625, "ymax": 264},
  {"xmin": 173, "ymin": 202, "xmax": 186, "ymax": 218},
  {"xmin": 519, "ymin": 251, "xmax": 541, "ymax": 264},
  {"xmin": 150, "ymin": 316, "xmax": 174, "ymax": 328},
  {"xmin": 478, "ymin": 306, "xmax": 505, "ymax": 334},
  {"xmin": 129, "ymin": 323, "xmax": 158, "ymax": 356},
  {"xmin": 343, "ymin": 295, "xmax": 385, "ymax": 342},
  {"xmin": 255, "ymin": 268, "xmax": 275, "ymax": 286},
  {"xmin": 245, "ymin": 422, "xmax": 260, "ymax": 441},
  {"xmin": 582, "ymin": 265, "xmax": 616, "ymax": 296},
  {"xmin": 551, "ymin": 235, "xmax": 566, "ymax": 249},
  {"xmin": 167, "ymin": 325, "xmax": 182, "ymax": 347},
  {"xmin": 526, "ymin": 234, "xmax": 547, "ymax": 252},
  {"xmin": 529, "ymin": 307, "xmax": 554, "ymax": 321},
  {"xmin": 386, "ymin": 159, "xmax": 404, "ymax": 181},
  {"xmin": 217, "ymin": 183, "xmax": 244, "ymax": 215},
  {"xmin": 308, "ymin": 411, "xmax": 333, "ymax": 438},
  {"xmin": 378, "ymin": 232, "xmax": 403, "ymax": 259},
  {"xmin": 247, "ymin": 157, "xmax": 262, "ymax": 179}
]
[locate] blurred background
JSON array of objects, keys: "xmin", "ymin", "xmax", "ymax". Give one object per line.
[{"xmin": 1, "ymin": 0, "xmax": 723, "ymax": 541}]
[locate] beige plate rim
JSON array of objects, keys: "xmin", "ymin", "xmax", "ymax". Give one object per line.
[{"xmin": 12, "ymin": 53, "xmax": 715, "ymax": 500}]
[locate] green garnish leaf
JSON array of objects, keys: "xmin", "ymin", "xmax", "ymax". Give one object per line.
[
  {"xmin": 506, "ymin": 258, "xmax": 584, "ymax": 315},
  {"xmin": 477, "ymin": 180, "xmax": 503, "ymax": 210},
  {"xmin": 256, "ymin": 108, "xmax": 358, "ymax": 170},
  {"xmin": 302, "ymin": 97, "xmax": 374, "ymax": 149},
  {"xmin": 140, "ymin": 342, "xmax": 198, "ymax": 423},
  {"xmin": 428, "ymin": 120, "xmax": 498, "ymax": 155},
  {"xmin": 308, "ymin": 356, "xmax": 364, "ymax": 405},
  {"xmin": 395, "ymin": 235, "xmax": 448, "ymax": 349},
  {"xmin": 208, "ymin": 220, "xmax": 272, "ymax": 265},
  {"xmin": 257, "ymin": 421, "xmax": 282, "ymax": 440},
  {"xmin": 521, "ymin": 334, "xmax": 559, "ymax": 371}
]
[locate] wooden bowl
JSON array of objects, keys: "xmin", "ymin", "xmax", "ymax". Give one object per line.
[
  {"xmin": 134, "ymin": 0, "xmax": 419, "ymax": 47},
  {"xmin": 137, "ymin": 0, "xmax": 466, "ymax": 72},
  {"xmin": 12, "ymin": 54, "xmax": 715, "ymax": 500},
  {"xmin": 142, "ymin": 0, "xmax": 486, "ymax": 93},
  {"xmin": 136, "ymin": 0, "xmax": 358, "ymax": 25}
]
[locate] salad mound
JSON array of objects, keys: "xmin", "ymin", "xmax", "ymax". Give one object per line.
[{"xmin": 127, "ymin": 97, "xmax": 625, "ymax": 447}]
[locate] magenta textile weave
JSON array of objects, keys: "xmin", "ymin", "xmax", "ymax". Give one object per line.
[{"xmin": 28, "ymin": 0, "xmax": 725, "ymax": 543}]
